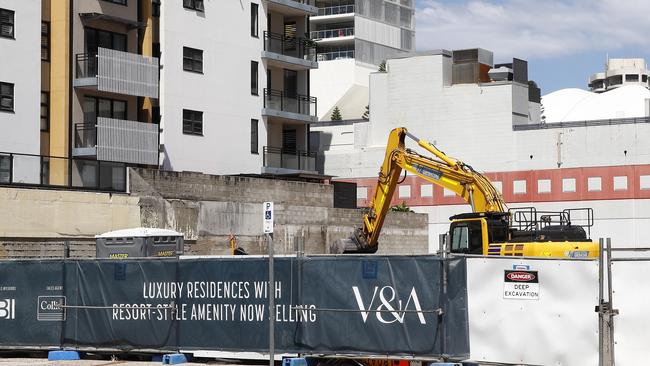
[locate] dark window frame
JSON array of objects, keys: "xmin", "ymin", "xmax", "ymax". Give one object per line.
[
  {"xmin": 0, "ymin": 82, "xmax": 14, "ymax": 112},
  {"xmin": 183, "ymin": 0, "xmax": 204, "ymax": 12},
  {"xmin": 0, "ymin": 8, "xmax": 14, "ymax": 39},
  {"xmin": 251, "ymin": 61, "xmax": 258, "ymax": 95},
  {"xmin": 101, "ymin": 0, "xmax": 127, "ymax": 5},
  {"xmin": 251, "ymin": 119, "xmax": 259, "ymax": 154},
  {"xmin": 182, "ymin": 109, "xmax": 203, "ymax": 136},
  {"xmin": 83, "ymin": 95, "xmax": 128, "ymax": 122},
  {"xmin": 152, "ymin": 0, "xmax": 161, "ymax": 17},
  {"xmin": 0, "ymin": 155, "xmax": 11, "ymax": 183},
  {"xmin": 41, "ymin": 22, "xmax": 50, "ymax": 61},
  {"xmin": 84, "ymin": 27, "xmax": 128, "ymax": 53},
  {"xmin": 251, "ymin": 3, "xmax": 259, "ymax": 38},
  {"xmin": 183, "ymin": 47, "xmax": 203, "ymax": 73},
  {"xmin": 40, "ymin": 91, "xmax": 49, "ymax": 131}
]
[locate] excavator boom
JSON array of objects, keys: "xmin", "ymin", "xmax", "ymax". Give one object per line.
[{"xmin": 337, "ymin": 127, "xmax": 506, "ymax": 253}]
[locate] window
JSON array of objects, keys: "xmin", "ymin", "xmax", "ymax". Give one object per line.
[
  {"xmin": 183, "ymin": 47, "xmax": 203, "ymax": 73},
  {"xmin": 537, "ymin": 179, "xmax": 551, "ymax": 193},
  {"xmin": 640, "ymin": 175, "xmax": 650, "ymax": 190},
  {"xmin": 41, "ymin": 22, "xmax": 49, "ymax": 61},
  {"xmin": 0, "ymin": 8, "xmax": 14, "ymax": 39},
  {"xmin": 420, "ymin": 184, "xmax": 433, "ymax": 197},
  {"xmin": 562, "ymin": 178, "xmax": 576, "ymax": 192},
  {"xmin": 152, "ymin": 42, "xmax": 160, "ymax": 59},
  {"xmin": 83, "ymin": 96, "xmax": 127, "ymax": 122},
  {"xmin": 251, "ymin": 61, "xmax": 258, "ymax": 95},
  {"xmin": 588, "ymin": 177, "xmax": 602, "ymax": 192},
  {"xmin": 513, "ymin": 180, "xmax": 527, "ymax": 194},
  {"xmin": 0, "ymin": 155, "xmax": 10, "ymax": 183},
  {"xmin": 183, "ymin": 109, "xmax": 203, "ymax": 135},
  {"xmin": 614, "ymin": 176, "xmax": 627, "ymax": 191},
  {"xmin": 40, "ymin": 92, "xmax": 49, "ymax": 131},
  {"xmin": 492, "ymin": 181, "xmax": 503, "ymax": 194},
  {"xmin": 251, "ymin": 3, "xmax": 259, "ymax": 37},
  {"xmin": 251, "ymin": 119, "xmax": 258, "ymax": 154},
  {"xmin": 152, "ymin": 0, "xmax": 161, "ymax": 17},
  {"xmin": 41, "ymin": 157, "xmax": 49, "ymax": 185},
  {"xmin": 398, "ymin": 185, "xmax": 411, "ymax": 198},
  {"xmin": 102, "ymin": 0, "xmax": 127, "ymax": 5},
  {"xmin": 85, "ymin": 28, "xmax": 127, "ymax": 53},
  {"xmin": 356, "ymin": 187, "xmax": 367, "ymax": 200},
  {"xmin": 183, "ymin": 0, "xmax": 204, "ymax": 12},
  {"xmin": 0, "ymin": 82, "xmax": 14, "ymax": 112},
  {"xmin": 626, "ymin": 74, "xmax": 639, "ymax": 82},
  {"xmin": 443, "ymin": 188, "xmax": 455, "ymax": 197}
]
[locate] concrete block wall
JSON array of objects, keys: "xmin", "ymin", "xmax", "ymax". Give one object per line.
[{"xmin": 131, "ymin": 168, "xmax": 429, "ymax": 255}]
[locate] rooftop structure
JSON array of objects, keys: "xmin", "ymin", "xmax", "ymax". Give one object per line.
[{"xmin": 589, "ymin": 58, "xmax": 650, "ymax": 93}]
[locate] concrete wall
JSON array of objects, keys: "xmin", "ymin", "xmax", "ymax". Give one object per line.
[{"xmin": 131, "ymin": 168, "xmax": 428, "ymax": 255}]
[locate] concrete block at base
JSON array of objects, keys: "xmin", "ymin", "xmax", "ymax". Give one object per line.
[
  {"xmin": 162, "ymin": 353, "xmax": 187, "ymax": 364},
  {"xmin": 283, "ymin": 358, "xmax": 308, "ymax": 366},
  {"xmin": 48, "ymin": 350, "xmax": 80, "ymax": 361}
]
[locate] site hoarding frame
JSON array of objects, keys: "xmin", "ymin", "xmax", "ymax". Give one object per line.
[{"xmin": 0, "ymin": 255, "xmax": 470, "ymax": 360}]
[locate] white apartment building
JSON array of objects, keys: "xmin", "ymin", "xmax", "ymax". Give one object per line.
[
  {"xmin": 0, "ymin": 1, "xmax": 41, "ymax": 183},
  {"xmin": 159, "ymin": 0, "xmax": 320, "ymax": 176},
  {"xmin": 312, "ymin": 49, "xmax": 650, "ymax": 250},
  {"xmin": 309, "ymin": 0, "xmax": 415, "ymax": 120}
]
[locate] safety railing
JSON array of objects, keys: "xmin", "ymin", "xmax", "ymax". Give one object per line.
[
  {"xmin": 317, "ymin": 4, "xmax": 354, "ymax": 16},
  {"xmin": 263, "ymin": 88, "xmax": 317, "ymax": 117},
  {"xmin": 263, "ymin": 146, "xmax": 317, "ymax": 172},
  {"xmin": 311, "ymin": 27, "xmax": 354, "ymax": 39},
  {"xmin": 74, "ymin": 123, "xmax": 97, "ymax": 149},
  {"xmin": 316, "ymin": 50, "xmax": 354, "ymax": 61},
  {"xmin": 76, "ymin": 53, "xmax": 98, "ymax": 79},
  {"xmin": 263, "ymin": 31, "xmax": 317, "ymax": 62},
  {"xmin": 0, "ymin": 151, "xmax": 126, "ymax": 192},
  {"xmin": 514, "ymin": 116, "xmax": 650, "ymax": 130}
]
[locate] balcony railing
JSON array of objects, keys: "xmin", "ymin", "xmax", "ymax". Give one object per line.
[
  {"xmin": 73, "ymin": 118, "xmax": 159, "ymax": 166},
  {"xmin": 311, "ymin": 27, "xmax": 354, "ymax": 40},
  {"xmin": 0, "ymin": 151, "xmax": 126, "ymax": 192},
  {"xmin": 74, "ymin": 47, "xmax": 159, "ymax": 98},
  {"xmin": 75, "ymin": 123, "xmax": 97, "ymax": 149},
  {"xmin": 317, "ymin": 50, "xmax": 355, "ymax": 61},
  {"xmin": 263, "ymin": 146, "xmax": 316, "ymax": 172},
  {"xmin": 317, "ymin": 4, "xmax": 354, "ymax": 16},
  {"xmin": 264, "ymin": 88, "xmax": 317, "ymax": 117},
  {"xmin": 263, "ymin": 31, "xmax": 317, "ymax": 62}
]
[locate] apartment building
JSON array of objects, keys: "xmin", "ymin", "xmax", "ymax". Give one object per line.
[
  {"xmin": 309, "ymin": 0, "xmax": 415, "ymax": 120},
  {"xmin": 0, "ymin": 1, "xmax": 41, "ymax": 183},
  {"xmin": 159, "ymin": 0, "xmax": 319, "ymax": 176},
  {"xmin": 0, "ymin": 0, "xmax": 321, "ymax": 191}
]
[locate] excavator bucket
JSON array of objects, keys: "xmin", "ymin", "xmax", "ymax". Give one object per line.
[{"xmin": 330, "ymin": 238, "xmax": 360, "ymax": 254}]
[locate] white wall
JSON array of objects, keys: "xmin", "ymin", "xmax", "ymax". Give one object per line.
[
  {"xmin": 310, "ymin": 59, "xmax": 374, "ymax": 119},
  {"xmin": 160, "ymin": 1, "xmax": 266, "ymax": 175},
  {"xmin": 0, "ymin": 0, "xmax": 40, "ymax": 155}
]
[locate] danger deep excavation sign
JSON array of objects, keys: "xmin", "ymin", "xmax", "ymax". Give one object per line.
[{"xmin": 503, "ymin": 270, "xmax": 539, "ymax": 300}]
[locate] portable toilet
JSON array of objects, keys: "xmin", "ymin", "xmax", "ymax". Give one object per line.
[{"xmin": 95, "ymin": 228, "xmax": 184, "ymax": 259}]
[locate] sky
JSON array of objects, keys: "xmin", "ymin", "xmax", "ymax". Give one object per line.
[{"xmin": 414, "ymin": 0, "xmax": 650, "ymax": 95}]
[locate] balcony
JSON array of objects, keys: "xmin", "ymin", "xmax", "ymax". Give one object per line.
[
  {"xmin": 311, "ymin": 4, "xmax": 355, "ymax": 23},
  {"xmin": 262, "ymin": 31, "xmax": 318, "ymax": 70},
  {"xmin": 317, "ymin": 50, "xmax": 355, "ymax": 61},
  {"xmin": 267, "ymin": 0, "xmax": 317, "ymax": 16},
  {"xmin": 262, "ymin": 146, "xmax": 317, "ymax": 174},
  {"xmin": 74, "ymin": 47, "xmax": 159, "ymax": 98},
  {"xmin": 72, "ymin": 117, "xmax": 159, "ymax": 166},
  {"xmin": 262, "ymin": 88, "xmax": 318, "ymax": 123},
  {"xmin": 310, "ymin": 27, "xmax": 354, "ymax": 44},
  {"xmin": 317, "ymin": 4, "xmax": 354, "ymax": 16}
]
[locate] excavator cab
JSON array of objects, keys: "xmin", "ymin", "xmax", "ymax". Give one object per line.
[{"xmin": 449, "ymin": 212, "xmax": 509, "ymax": 255}]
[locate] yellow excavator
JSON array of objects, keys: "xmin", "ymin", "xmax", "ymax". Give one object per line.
[{"xmin": 337, "ymin": 127, "xmax": 599, "ymax": 258}]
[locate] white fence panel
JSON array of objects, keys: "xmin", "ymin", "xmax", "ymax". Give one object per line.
[
  {"xmin": 466, "ymin": 257, "xmax": 599, "ymax": 365},
  {"xmin": 611, "ymin": 260, "xmax": 650, "ymax": 365}
]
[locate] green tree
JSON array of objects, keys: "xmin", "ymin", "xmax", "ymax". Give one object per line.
[
  {"xmin": 330, "ymin": 106, "xmax": 342, "ymax": 121},
  {"xmin": 362, "ymin": 105, "xmax": 369, "ymax": 121},
  {"xmin": 390, "ymin": 201, "xmax": 413, "ymax": 213},
  {"xmin": 378, "ymin": 60, "xmax": 387, "ymax": 72}
]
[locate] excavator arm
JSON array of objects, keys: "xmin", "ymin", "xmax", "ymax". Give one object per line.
[{"xmin": 338, "ymin": 127, "xmax": 506, "ymax": 253}]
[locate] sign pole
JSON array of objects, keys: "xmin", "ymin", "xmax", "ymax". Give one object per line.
[{"xmin": 263, "ymin": 202, "xmax": 275, "ymax": 366}]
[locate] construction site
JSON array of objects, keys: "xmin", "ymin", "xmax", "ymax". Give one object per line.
[{"xmin": 2, "ymin": 0, "xmax": 650, "ymax": 365}]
